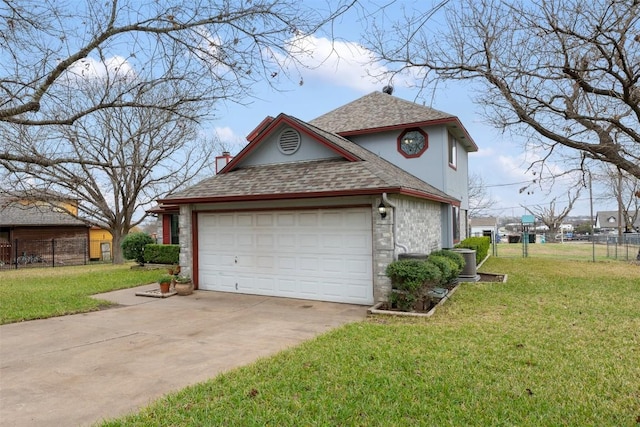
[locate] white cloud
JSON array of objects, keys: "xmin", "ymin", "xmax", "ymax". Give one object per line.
[
  {"xmin": 213, "ymin": 126, "xmax": 246, "ymax": 152},
  {"xmin": 279, "ymin": 34, "xmax": 392, "ymax": 92},
  {"xmin": 65, "ymin": 55, "xmax": 135, "ymax": 82}
]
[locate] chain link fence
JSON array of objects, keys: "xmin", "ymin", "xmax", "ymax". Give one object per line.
[{"xmin": 491, "ymin": 232, "xmax": 640, "ymax": 262}]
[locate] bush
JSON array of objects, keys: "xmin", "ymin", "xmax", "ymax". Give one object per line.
[
  {"xmin": 143, "ymin": 244, "xmax": 180, "ymax": 265},
  {"xmin": 455, "ymin": 236, "xmax": 491, "ymax": 264},
  {"xmin": 385, "ymin": 259, "xmax": 441, "ymax": 292},
  {"xmin": 429, "ymin": 249, "xmax": 465, "ymax": 274},
  {"xmin": 386, "ymin": 259, "xmax": 442, "ymax": 312},
  {"xmin": 121, "ymin": 232, "xmax": 155, "ymax": 265},
  {"xmin": 427, "ymin": 255, "xmax": 458, "ymax": 284}
]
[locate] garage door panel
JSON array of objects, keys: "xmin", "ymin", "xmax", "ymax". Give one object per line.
[
  {"xmin": 276, "ymin": 213, "xmax": 296, "ymax": 227},
  {"xmin": 277, "ymin": 234, "xmax": 296, "ymax": 249},
  {"xmin": 198, "ymin": 208, "xmax": 373, "ymax": 304}
]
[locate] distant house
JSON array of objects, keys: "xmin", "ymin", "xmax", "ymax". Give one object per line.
[
  {"xmin": 0, "ymin": 192, "xmax": 112, "ymax": 264},
  {"xmin": 469, "ymin": 217, "xmax": 498, "ymax": 241},
  {"xmin": 595, "ymin": 210, "xmax": 640, "ymax": 233}
]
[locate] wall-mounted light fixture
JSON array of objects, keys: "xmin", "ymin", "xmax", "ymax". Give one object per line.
[{"xmin": 378, "ymin": 201, "xmax": 387, "ymax": 219}]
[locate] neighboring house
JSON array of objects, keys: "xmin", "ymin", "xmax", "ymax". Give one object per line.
[
  {"xmin": 0, "ymin": 192, "xmax": 90, "ymax": 264},
  {"xmin": 159, "ymin": 90, "xmax": 478, "ymax": 305},
  {"xmin": 469, "ymin": 217, "xmax": 498, "ymax": 241},
  {"xmin": 595, "ymin": 210, "xmax": 640, "ymax": 233}
]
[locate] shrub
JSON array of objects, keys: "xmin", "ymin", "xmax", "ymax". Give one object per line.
[
  {"xmin": 385, "ymin": 259, "xmax": 441, "ymax": 292},
  {"xmin": 143, "ymin": 244, "xmax": 180, "ymax": 265},
  {"xmin": 388, "ymin": 290, "xmax": 416, "ymax": 312},
  {"xmin": 121, "ymin": 232, "xmax": 155, "ymax": 265},
  {"xmin": 455, "ymin": 236, "xmax": 491, "ymax": 264},
  {"xmin": 386, "ymin": 259, "xmax": 442, "ymax": 312},
  {"xmin": 429, "ymin": 249, "xmax": 465, "ymax": 274},
  {"xmin": 427, "ymin": 255, "xmax": 458, "ymax": 284}
]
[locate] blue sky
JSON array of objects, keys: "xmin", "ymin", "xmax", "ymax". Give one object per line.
[{"xmin": 200, "ymin": 1, "xmax": 617, "ymax": 218}]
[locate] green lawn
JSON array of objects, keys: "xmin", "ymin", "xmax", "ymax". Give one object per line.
[
  {"xmin": 99, "ymin": 257, "xmax": 640, "ymax": 426},
  {"xmin": 0, "ymin": 264, "xmax": 161, "ymax": 324},
  {"xmin": 492, "ymin": 240, "xmax": 639, "ymax": 262}
]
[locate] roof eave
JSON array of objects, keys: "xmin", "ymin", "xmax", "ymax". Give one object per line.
[
  {"xmin": 219, "ymin": 114, "xmax": 361, "ymax": 174},
  {"xmin": 337, "ymin": 117, "xmax": 478, "ymax": 152},
  {"xmin": 160, "ymin": 187, "xmax": 458, "ymax": 206}
]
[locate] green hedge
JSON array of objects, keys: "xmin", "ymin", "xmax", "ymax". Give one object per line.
[
  {"xmin": 143, "ymin": 244, "xmax": 180, "ymax": 265},
  {"xmin": 385, "ymin": 259, "xmax": 441, "ymax": 292},
  {"xmin": 428, "ymin": 250, "xmax": 465, "ymax": 277},
  {"xmin": 455, "ymin": 236, "xmax": 490, "ymax": 264},
  {"xmin": 121, "ymin": 232, "xmax": 155, "ymax": 264}
]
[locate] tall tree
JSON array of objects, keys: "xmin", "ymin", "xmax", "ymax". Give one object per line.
[
  {"xmin": 366, "ymin": 0, "xmax": 640, "ymax": 179},
  {"xmin": 523, "ymin": 189, "xmax": 582, "ymax": 239},
  {"xmin": 1, "ymin": 80, "xmax": 216, "ymax": 263},
  {"xmin": 0, "ymin": 0, "xmax": 355, "ymax": 166},
  {"xmin": 468, "ymin": 171, "xmax": 496, "ymax": 218}
]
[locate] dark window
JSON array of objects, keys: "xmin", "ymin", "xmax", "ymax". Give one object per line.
[
  {"xmin": 452, "ymin": 206, "xmax": 460, "ymax": 242},
  {"xmin": 170, "ymin": 214, "xmax": 180, "ymax": 245}
]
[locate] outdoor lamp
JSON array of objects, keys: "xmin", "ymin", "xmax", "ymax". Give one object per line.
[{"xmin": 378, "ymin": 201, "xmax": 387, "ymax": 219}]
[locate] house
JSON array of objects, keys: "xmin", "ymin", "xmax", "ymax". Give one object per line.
[
  {"xmin": 0, "ymin": 192, "xmax": 90, "ymax": 264},
  {"xmin": 469, "ymin": 217, "xmax": 498, "ymax": 241},
  {"xmin": 159, "ymin": 90, "xmax": 477, "ymax": 305},
  {"xmin": 595, "ymin": 210, "xmax": 640, "ymax": 233}
]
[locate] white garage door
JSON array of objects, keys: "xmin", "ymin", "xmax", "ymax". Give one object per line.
[{"xmin": 197, "ymin": 208, "xmax": 373, "ymax": 305}]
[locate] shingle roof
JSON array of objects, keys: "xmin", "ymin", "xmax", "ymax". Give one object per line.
[
  {"xmin": 310, "ymin": 91, "xmax": 477, "ymax": 151},
  {"xmin": 309, "ymin": 91, "xmax": 454, "ymax": 133},
  {"xmin": 0, "ymin": 194, "xmax": 87, "ymax": 227},
  {"xmin": 164, "ymin": 114, "xmax": 457, "ymax": 205},
  {"xmin": 595, "ymin": 211, "xmax": 640, "ymax": 229},
  {"xmin": 470, "ymin": 217, "xmax": 498, "ymax": 227}
]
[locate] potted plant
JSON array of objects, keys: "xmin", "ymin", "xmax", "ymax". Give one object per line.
[
  {"xmin": 158, "ymin": 275, "xmax": 173, "ymax": 294},
  {"xmin": 174, "ymin": 275, "xmax": 193, "ymax": 296}
]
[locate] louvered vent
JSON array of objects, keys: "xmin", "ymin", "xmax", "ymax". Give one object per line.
[{"xmin": 277, "ymin": 128, "xmax": 301, "ymax": 155}]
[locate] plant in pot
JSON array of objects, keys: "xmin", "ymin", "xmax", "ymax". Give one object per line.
[
  {"xmin": 167, "ymin": 264, "xmax": 181, "ymax": 276},
  {"xmin": 174, "ymin": 275, "xmax": 193, "ymax": 296},
  {"xmin": 158, "ymin": 275, "xmax": 173, "ymax": 294}
]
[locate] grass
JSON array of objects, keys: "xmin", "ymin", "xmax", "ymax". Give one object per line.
[
  {"xmin": 0, "ymin": 264, "xmax": 162, "ymax": 324},
  {"xmin": 493, "ymin": 240, "xmax": 639, "ymax": 262},
  {"xmin": 99, "ymin": 257, "xmax": 640, "ymax": 426}
]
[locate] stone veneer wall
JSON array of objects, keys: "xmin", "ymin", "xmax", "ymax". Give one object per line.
[
  {"xmin": 372, "ymin": 198, "xmax": 394, "ymax": 303},
  {"xmin": 371, "ymin": 195, "xmax": 443, "ymax": 302},
  {"xmin": 178, "ymin": 204, "xmax": 193, "ymax": 280},
  {"xmin": 394, "ymin": 195, "xmax": 442, "ymax": 254}
]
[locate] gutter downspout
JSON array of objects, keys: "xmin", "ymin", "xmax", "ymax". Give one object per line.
[{"xmin": 382, "ymin": 192, "xmax": 408, "ymax": 259}]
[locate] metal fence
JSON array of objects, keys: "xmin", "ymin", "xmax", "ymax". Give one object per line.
[
  {"xmin": 491, "ymin": 232, "xmax": 640, "ymax": 262},
  {"xmin": 0, "ymin": 238, "xmax": 113, "ymax": 270}
]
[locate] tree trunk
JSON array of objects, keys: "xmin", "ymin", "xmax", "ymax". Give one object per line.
[{"xmin": 111, "ymin": 230, "xmax": 125, "ymax": 265}]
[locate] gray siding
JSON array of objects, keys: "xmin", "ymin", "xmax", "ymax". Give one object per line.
[{"xmin": 237, "ymin": 124, "xmax": 339, "ymax": 167}]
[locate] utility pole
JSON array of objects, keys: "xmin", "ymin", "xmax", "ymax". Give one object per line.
[{"xmin": 589, "ymin": 172, "xmax": 595, "ymax": 263}]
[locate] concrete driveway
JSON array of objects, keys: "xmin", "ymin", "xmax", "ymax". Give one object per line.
[{"xmin": 0, "ymin": 284, "xmax": 367, "ymax": 426}]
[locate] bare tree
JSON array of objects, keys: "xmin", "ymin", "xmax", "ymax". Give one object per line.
[
  {"xmin": 468, "ymin": 172, "xmax": 496, "ymax": 217},
  {"xmin": 0, "ymin": 0, "xmax": 355, "ymax": 166},
  {"xmin": 366, "ymin": 0, "xmax": 640, "ymax": 179},
  {"xmin": 523, "ymin": 190, "xmax": 582, "ymax": 240},
  {"xmin": 1, "ymin": 80, "xmax": 216, "ymax": 263},
  {"xmin": 600, "ymin": 165, "xmax": 640, "ymax": 235}
]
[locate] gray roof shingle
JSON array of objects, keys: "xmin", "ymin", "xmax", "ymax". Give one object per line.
[
  {"xmin": 165, "ymin": 114, "xmax": 457, "ymax": 204},
  {"xmin": 309, "ymin": 91, "xmax": 455, "ymax": 134},
  {"xmin": 0, "ymin": 194, "xmax": 87, "ymax": 227}
]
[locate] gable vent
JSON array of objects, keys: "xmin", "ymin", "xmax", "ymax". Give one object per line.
[{"xmin": 277, "ymin": 128, "xmax": 301, "ymax": 155}]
